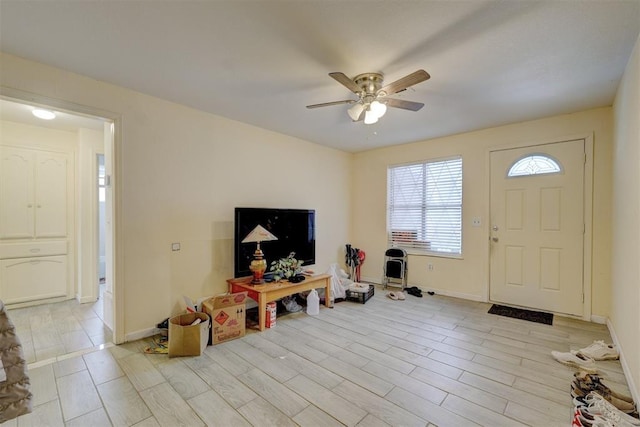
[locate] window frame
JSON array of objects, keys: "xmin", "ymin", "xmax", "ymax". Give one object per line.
[
  {"xmin": 386, "ymin": 155, "xmax": 463, "ymax": 258},
  {"xmin": 506, "ymin": 153, "xmax": 563, "ymax": 178}
]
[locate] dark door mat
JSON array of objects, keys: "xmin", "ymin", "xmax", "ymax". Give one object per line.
[{"xmin": 488, "ymin": 304, "xmax": 553, "ymax": 325}]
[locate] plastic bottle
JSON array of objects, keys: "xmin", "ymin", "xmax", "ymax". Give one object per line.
[{"xmin": 306, "ymin": 289, "xmax": 320, "ymax": 315}]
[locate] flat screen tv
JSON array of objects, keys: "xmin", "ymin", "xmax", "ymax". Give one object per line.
[{"xmin": 234, "ymin": 207, "xmax": 316, "ymax": 278}]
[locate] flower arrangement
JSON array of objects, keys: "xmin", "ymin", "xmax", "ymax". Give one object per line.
[{"xmin": 270, "ymin": 252, "xmax": 303, "ymax": 282}]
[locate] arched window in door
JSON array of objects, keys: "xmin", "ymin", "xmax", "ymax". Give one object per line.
[{"xmin": 507, "ymin": 153, "xmax": 562, "ymax": 177}]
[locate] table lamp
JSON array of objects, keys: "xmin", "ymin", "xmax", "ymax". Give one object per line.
[{"xmin": 242, "ymin": 225, "xmax": 278, "ymax": 284}]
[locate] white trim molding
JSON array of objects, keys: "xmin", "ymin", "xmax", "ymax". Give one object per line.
[{"xmin": 607, "ymin": 318, "xmax": 640, "ymax": 407}]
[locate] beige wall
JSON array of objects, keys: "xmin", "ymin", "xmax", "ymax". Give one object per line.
[
  {"xmin": 0, "ymin": 53, "xmax": 352, "ymax": 340},
  {"xmin": 0, "ymin": 120, "xmax": 77, "ymax": 150},
  {"xmin": 353, "ymin": 107, "xmax": 613, "ymax": 318},
  {"xmin": 612, "ymin": 35, "xmax": 640, "ymax": 401}
]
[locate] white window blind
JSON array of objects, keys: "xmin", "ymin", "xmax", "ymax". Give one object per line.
[{"xmin": 387, "ymin": 157, "xmax": 462, "ymax": 255}]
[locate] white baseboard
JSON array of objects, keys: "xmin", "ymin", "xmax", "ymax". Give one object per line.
[
  {"xmin": 590, "ymin": 314, "xmax": 607, "ymax": 324},
  {"xmin": 78, "ymin": 295, "xmax": 97, "ymax": 304},
  {"xmin": 424, "ymin": 288, "xmax": 484, "ymax": 302},
  {"xmin": 606, "ymin": 318, "xmax": 639, "ymax": 406},
  {"xmin": 360, "ymin": 276, "xmax": 484, "ymax": 302},
  {"xmin": 125, "ymin": 327, "xmax": 162, "ymax": 343}
]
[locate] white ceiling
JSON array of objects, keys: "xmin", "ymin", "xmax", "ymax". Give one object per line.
[{"xmin": 1, "ymin": 1, "xmax": 638, "ymax": 152}]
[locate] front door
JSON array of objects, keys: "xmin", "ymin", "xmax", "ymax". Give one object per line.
[{"xmin": 489, "ymin": 139, "xmax": 585, "ymax": 316}]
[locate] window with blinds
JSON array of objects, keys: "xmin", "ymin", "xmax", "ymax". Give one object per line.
[{"xmin": 387, "ymin": 156, "xmax": 462, "ymax": 255}]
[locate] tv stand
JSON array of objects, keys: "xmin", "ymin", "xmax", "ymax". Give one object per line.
[{"xmin": 227, "ymin": 273, "xmax": 331, "ymax": 331}]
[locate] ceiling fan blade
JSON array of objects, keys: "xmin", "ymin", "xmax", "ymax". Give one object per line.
[
  {"xmin": 384, "ymin": 98, "xmax": 424, "ymax": 111},
  {"xmin": 329, "ymin": 72, "xmax": 362, "ymax": 94},
  {"xmin": 306, "ymin": 100, "xmax": 355, "ymax": 109},
  {"xmin": 380, "ymin": 69, "xmax": 430, "ymax": 96}
]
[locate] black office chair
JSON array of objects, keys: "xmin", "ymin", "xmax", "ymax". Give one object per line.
[{"xmin": 382, "ymin": 248, "xmax": 408, "ymax": 289}]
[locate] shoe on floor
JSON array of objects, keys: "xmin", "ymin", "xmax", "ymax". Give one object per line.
[
  {"xmin": 582, "ymin": 391, "xmax": 640, "ymax": 422},
  {"xmin": 574, "ymin": 372, "xmax": 634, "ymax": 404},
  {"xmin": 572, "ymin": 391, "xmax": 640, "ymax": 424},
  {"xmin": 576, "ymin": 340, "xmax": 619, "ymax": 361},
  {"xmin": 551, "ymin": 350, "xmax": 597, "ymax": 373},
  {"xmin": 387, "ymin": 292, "xmax": 399, "ymax": 300},
  {"xmin": 584, "ymin": 389, "xmax": 637, "ymax": 415},
  {"xmin": 572, "ymin": 407, "xmax": 624, "ymax": 427},
  {"xmin": 406, "ymin": 287, "xmax": 423, "ymax": 298},
  {"xmin": 396, "ymin": 291, "xmax": 406, "ymax": 300}
]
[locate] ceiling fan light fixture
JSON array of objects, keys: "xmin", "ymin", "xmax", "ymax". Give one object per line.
[
  {"xmin": 307, "ymin": 69, "xmax": 430, "ymax": 125},
  {"xmin": 370, "ymin": 100, "xmax": 387, "ymax": 118},
  {"xmin": 364, "ymin": 109, "xmax": 379, "ymax": 125},
  {"xmin": 347, "ymin": 103, "xmax": 365, "ymax": 121}
]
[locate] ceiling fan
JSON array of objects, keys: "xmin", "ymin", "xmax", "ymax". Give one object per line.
[{"xmin": 306, "ymin": 69, "xmax": 430, "ymax": 124}]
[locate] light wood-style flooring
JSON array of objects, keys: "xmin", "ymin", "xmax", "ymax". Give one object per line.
[
  {"xmin": 7, "ymin": 294, "xmax": 112, "ymax": 364},
  {"xmin": 5, "ymin": 286, "xmax": 633, "ymax": 427}
]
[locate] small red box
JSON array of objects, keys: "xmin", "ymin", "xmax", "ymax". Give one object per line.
[{"xmin": 265, "ymin": 302, "xmax": 277, "ymax": 328}]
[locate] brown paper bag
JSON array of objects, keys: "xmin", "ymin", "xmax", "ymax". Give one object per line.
[{"xmin": 168, "ymin": 312, "xmax": 210, "ymax": 357}]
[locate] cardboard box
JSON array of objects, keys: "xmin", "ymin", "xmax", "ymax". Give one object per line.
[
  {"xmin": 168, "ymin": 312, "xmax": 210, "ymax": 357},
  {"xmin": 265, "ymin": 301, "xmax": 277, "ymax": 328},
  {"xmin": 202, "ymin": 292, "xmax": 247, "ymax": 345}
]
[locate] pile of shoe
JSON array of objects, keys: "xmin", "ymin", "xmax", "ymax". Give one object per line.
[
  {"xmin": 552, "ymin": 341, "xmax": 639, "ymax": 426},
  {"xmin": 552, "ymin": 340, "xmax": 620, "ymax": 372},
  {"xmin": 405, "ymin": 286, "xmax": 423, "ymax": 298},
  {"xmin": 572, "ymin": 388, "xmax": 639, "ymax": 426},
  {"xmin": 573, "ymin": 371, "xmax": 638, "ymax": 414}
]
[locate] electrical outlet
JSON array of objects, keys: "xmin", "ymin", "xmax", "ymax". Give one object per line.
[
  {"xmin": 428, "ymin": 263, "xmax": 434, "ymax": 271},
  {"xmin": 171, "ymin": 243, "xmax": 181, "ymax": 251},
  {"xmin": 472, "ymin": 217, "xmax": 482, "ymax": 227}
]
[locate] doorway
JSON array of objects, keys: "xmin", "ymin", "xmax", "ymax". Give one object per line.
[
  {"xmin": 95, "ymin": 154, "xmax": 107, "ymax": 322},
  {"xmin": 489, "ymin": 139, "xmax": 587, "ymax": 317},
  {"xmin": 0, "ymin": 95, "xmax": 118, "ymax": 345},
  {"xmin": 98, "ymin": 154, "xmax": 106, "ymax": 289}
]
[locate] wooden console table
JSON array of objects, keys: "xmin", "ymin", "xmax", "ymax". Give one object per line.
[{"xmin": 227, "ymin": 273, "xmax": 332, "ymax": 331}]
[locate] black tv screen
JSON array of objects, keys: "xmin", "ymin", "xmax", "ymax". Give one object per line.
[{"xmin": 234, "ymin": 207, "xmax": 316, "ymax": 278}]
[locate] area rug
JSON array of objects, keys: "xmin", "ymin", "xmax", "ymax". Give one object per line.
[{"xmin": 488, "ymin": 304, "xmax": 553, "ymax": 325}]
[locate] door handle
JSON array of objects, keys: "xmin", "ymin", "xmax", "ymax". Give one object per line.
[{"xmin": 492, "ymin": 237, "xmax": 499, "ymax": 242}]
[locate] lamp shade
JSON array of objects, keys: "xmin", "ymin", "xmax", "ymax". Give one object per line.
[
  {"xmin": 364, "ymin": 109, "xmax": 379, "ymax": 124},
  {"xmin": 370, "ymin": 100, "xmax": 387, "ymax": 118},
  {"xmin": 242, "ymin": 225, "xmax": 278, "ymax": 243},
  {"xmin": 347, "ymin": 103, "xmax": 365, "ymax": 121}
]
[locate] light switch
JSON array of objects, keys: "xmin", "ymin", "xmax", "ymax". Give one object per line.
[{"xmin": 171, "ymin": 243, "xmax": 181, "ymax": 251}]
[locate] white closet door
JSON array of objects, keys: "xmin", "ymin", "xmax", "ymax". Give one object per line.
[
  {"xmin": 35, "ymin": 152, "xmax": 68, "ymax": 238},
  {"xmin": 0, "ymin": 147, "xmax": 34, "ymax": 239}
]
